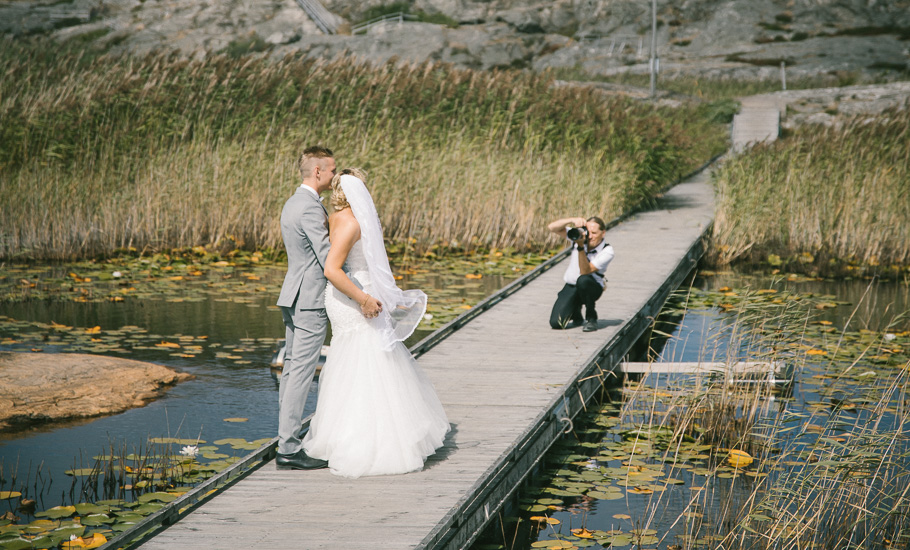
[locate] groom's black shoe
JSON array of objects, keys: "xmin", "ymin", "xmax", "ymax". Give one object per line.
[{"xmin": 276, "ymin": 449, "xmax": 328, "ymax": 470}]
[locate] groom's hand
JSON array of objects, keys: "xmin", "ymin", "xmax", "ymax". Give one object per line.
[{"xmin": 361, "ymin": 295, "xmax": 383, "ymax": 319}]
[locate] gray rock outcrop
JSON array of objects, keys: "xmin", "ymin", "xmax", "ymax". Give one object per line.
[
  {"xmin": 1, "ymin": 0, "xmax": 908, "ymax": 80},
  {"xmin": 0, "ymin": 352, "xmax": 193, "ymax": 432}
]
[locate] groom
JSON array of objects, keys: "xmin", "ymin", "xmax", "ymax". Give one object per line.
[{"xmin": 275, "ymin": 146, "xmax": 336, "ymax": 470}]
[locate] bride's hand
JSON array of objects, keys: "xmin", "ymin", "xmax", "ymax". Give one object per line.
[{"xmin": 360, "ymin": 294, "xmax": 383, "ymax": 319}]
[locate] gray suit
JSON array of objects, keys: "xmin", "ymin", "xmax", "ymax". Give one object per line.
[{"xmin": 276, "ymin": 186, "xmax": 331, "ymax": 455}]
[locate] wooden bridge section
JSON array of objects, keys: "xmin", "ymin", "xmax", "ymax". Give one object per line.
[{"xmin": 136, "ymin": 170, "xmax": 715, "ymax": 550}]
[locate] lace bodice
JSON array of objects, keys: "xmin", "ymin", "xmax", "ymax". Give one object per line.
[
  {"xmin": 324, "ymin": 240, "xmax": 372, "ymax": 337},
  {"xmin": 345, "ymin": 240, "xmax": 369, "ymax": 278}
]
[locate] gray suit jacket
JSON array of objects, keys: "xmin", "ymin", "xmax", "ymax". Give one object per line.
[{"xmin": 277, "ymin": 187, "xmax": 331, "ymax": 310}]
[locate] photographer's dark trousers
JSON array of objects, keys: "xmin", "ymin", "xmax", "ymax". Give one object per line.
[{"xmin": 549, "ymin": 274, "xmax": 603, "ymax": 329}]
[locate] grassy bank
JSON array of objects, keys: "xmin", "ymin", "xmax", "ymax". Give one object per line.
[
  {"xmin": 0, "ymin": 39, "xmax": 727, "ymax": 261},
  {"xmin": 710, "ymin": 106, "xmax": 910, "ymax": 277}
]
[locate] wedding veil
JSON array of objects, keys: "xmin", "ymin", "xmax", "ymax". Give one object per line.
[{"xmin": 339, "ymin": 174, "xmax": 427, "ymax": 351}]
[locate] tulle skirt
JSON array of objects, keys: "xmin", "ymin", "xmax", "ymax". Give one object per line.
[{"xmin": 302, "ymin": 318, "xmax": 449, "ymax": 479}]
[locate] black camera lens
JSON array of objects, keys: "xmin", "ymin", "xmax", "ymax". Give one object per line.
[{"xmin": 566, "ymin": 227, "xmax": 585, "ymax": 240}]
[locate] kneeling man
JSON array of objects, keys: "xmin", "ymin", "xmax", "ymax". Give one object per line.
[{"xmin": 547, "ymin": 216, "xmax": 614, "ymax": 332}]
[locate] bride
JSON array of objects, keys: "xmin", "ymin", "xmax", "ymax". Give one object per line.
[{"xmin": 302, "ymin": 169, "xmax": 450, "ymax": 478}]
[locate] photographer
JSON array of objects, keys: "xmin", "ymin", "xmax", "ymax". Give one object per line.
[{"xmin": 547, "ymin": 216, "xmax": 614, "ymax": 332}]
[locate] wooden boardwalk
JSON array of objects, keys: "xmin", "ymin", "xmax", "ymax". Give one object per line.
[
  {"xmin": 731, "ymin": 95, "xmax": 782, "ymax": 152},
  {"xmin": 138, "ymin": 170, "xmax": 715, "ymax": 550}
]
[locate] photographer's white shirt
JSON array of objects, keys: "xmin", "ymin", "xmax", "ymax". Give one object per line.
[{"xmin": 564, "ymin": 240, "xmax": 614, "ymax": 288}]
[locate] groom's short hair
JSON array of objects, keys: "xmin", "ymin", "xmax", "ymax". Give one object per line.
[{"xmin": 298, "ymin": 146, "xmax": 334, "ymax": 177}]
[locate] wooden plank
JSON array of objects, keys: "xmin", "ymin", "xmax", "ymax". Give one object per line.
[{"xmin": 620, "ymin": 361, "xmax": 785, "ymax": 374}]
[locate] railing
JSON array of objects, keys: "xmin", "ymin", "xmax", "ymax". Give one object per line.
[
  {"xmin": 294, "ymin": 0, "xmax": 338, "ymax": 34},
  {"xmin": 351, "ymin": 11, "xmax": 419, "ymax": 34}
]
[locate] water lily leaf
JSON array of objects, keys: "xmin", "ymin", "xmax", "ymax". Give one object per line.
[
  {"xmin": 137, "ymin": 492, "xmax": 177, "ymax": 503},
  {"xmin": 0, "ymin": 493, "xmax": 20, "ymax": 500},
  {"xmin": 201, "ymin": 452, "xmax": 229, "ymax": 460},
  {"xmin": 571, "ymin": 528, "xmax": 596, "ymax": 539},
  {"xmin": 586, "ymin": 491, "xmax": 624, "ymax": 500},
  {"xmin": 727, "ymin": 449, "xmax": 754, "ymax": 468},
  {"xmin": 24, "ymin": 519, "xmax": 55, "ymax": 532},
  {"xmin": 35, "ymin": 505, "xmax": 76, "ymax": 519},
  {"xmin": 74, "ymin": 503, "xmax": 108, "ymax": 515},
  {"xmin": 633, "ymin": 534, "xmax": 659, "ymax": 545},
  {"xmin": 134, "ymin": 503, "xmax": 164, "ymax": 515},
  {"xmin": 546, "ymin": 488, "xmax": 583, "ymax": 497},
  {"xmin": 530, "ymin": 541, "xmax": 572, "ymax": 548},
  {"xmin": 0, "ymin": 538, "xmax": 32, "ymax": 550},
  {"xmin": 599, "ymin": 534, "xmax": 631, "ymax": 547},
  {"xmin": 65, "ymin": 468, "xmax": 101, "ymax": 477},
  {"xmin": 80, "ymin": 514, "xmax": 114, "ymax": 526},
  {"xmin": 223, "ymin": 417, "xmax": 248, "ymax": 423},
  {"xmin": 81, "ymin": 533, "xmax": 108, "ymax": 549},
  {"xmin": 49, "ymin": 524, "xmax": 85, "ymax": 543}
]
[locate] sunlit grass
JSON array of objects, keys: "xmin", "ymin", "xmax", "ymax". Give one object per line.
[
  {"xmin": 0, "ymin": 39, "xmax": 727, "ymax": 260},
  {"xmin": 710, "ymin": 107, "xmax": 910, "ymax": 276}
]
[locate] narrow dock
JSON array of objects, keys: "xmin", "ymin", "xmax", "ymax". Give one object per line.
[
  {"xmin": 137, "ymin": 170, "xmax": 715, "ymax": 549},
  {"xmin": 731, "ymin": 95, "xmax": 782, "ymax": 152}
]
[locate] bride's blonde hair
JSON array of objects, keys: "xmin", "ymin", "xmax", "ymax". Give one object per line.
[{"xmin": 330, "ymin": 167, "xmax": 368, "ymax": 211}]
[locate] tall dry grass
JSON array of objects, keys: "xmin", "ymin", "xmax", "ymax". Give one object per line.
[
  {"xmin": 710, "ymin": 107, "xmax": 910, "ymax": 275},
  {"xmin": 0, "ymin": 39, "xmax": 727, "ymax": 260},
  {"xmin": 622, "ymin": 289, "xmax": 910, "ymax": 549}
]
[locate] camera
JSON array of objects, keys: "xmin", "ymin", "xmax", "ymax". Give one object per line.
[{"xmin": 566, "ymin": 226, "xmax": 588, "ymax": 241}]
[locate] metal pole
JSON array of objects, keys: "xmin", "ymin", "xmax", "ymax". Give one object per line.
[
  {"xmin": 650, "ymin": 0, "xmax": 657, "ymax": 98},
  {"xmin": 780, "ymin": 61, "xmax": 787, "ymax": 90}
]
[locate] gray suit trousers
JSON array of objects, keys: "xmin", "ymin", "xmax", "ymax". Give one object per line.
[{"xmin": 277, "ymin": 306, "xmax": 327, "ymax": 455}]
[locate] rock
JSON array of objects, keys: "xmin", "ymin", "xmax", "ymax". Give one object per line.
[
  {"xmin": 2, "ymin": 0, "xmax": 910, "ymax": 82},
  {"xmin": 266, "ymin": 30, "xmax": 302, "ymax": 45},
  {"xmin": 0, "ymin": 352, "xmax": 193, "ymax": 432}
]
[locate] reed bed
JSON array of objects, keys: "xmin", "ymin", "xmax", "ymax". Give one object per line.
[
  {"xmin": 481, "ymin": 284, "xmax": 910, "ymax": 549},
  {"xmin": 711, "ymin": 106, "xmax": 910, "ymax": 276},
  {"xmin": 620, "ymin": 288, "xmax": 910, "ymax": 549},
  {"xmin": 0, "ymin": 39, "xmax": 727, "ymax": 260}
]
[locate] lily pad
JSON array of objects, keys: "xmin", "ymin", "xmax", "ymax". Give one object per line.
[
  {"xmin": 137, "ymin": 492, "xmax": 177, "ymax": 504},
  {"xmin": 35, "ymin": 505, "xmax": 76, "ymax": 519}
]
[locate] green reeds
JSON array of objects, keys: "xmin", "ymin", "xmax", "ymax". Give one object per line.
[
  {"xmin": 711, "ymin": 107, "xmax": 910, "ymax": 276},
  {"xmin": 0, "ymin": 39, "xmax": 727, "ymax": 260}
]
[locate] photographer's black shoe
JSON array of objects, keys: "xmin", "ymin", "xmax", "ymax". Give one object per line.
[{"xmin": 582, "ymin": 320, "xmax": 598, "ymax": 332}]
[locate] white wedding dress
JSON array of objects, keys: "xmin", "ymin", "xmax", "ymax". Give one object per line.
[{"xmin": 302, "ymin": 240, "xmax": 450, "ymax": 478}]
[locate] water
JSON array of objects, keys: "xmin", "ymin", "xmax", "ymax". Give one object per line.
[{"xmin": 0, "ymin": 261, "xmax": 508, "ymax": 514}]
